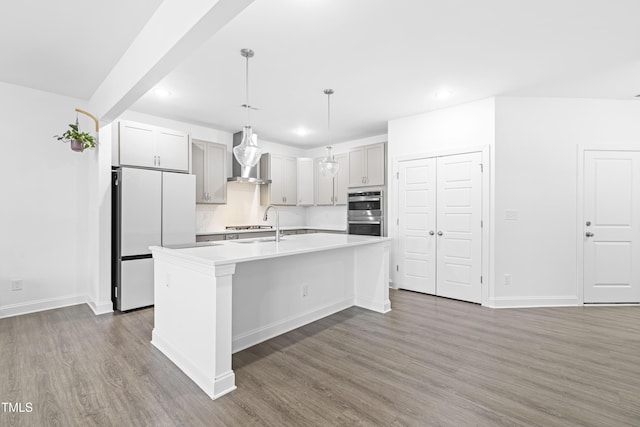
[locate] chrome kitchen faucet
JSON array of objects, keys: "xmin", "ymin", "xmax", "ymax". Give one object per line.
[{"xmin": 263, "ymin": 205, "xmax": 281, "ymax": 242}]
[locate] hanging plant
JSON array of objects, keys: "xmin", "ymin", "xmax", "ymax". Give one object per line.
[{"xmin": 54, "ymin": 123, "xmax": 96, "ymax": 152}]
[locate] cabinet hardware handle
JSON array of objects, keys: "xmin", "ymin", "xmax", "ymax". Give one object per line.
[
  {"xmin": 429, "ymin": 230, "xmax": 435, "ymax": 235},
  {"xmin": 437, "ymin": 231, "xmax": 443, "ymax": 236},
  {"xmin": 586, "ymin": 232, "xmax": 594, "ymax": 237}
]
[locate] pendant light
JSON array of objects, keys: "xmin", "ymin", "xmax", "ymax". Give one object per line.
[
  {"xmin": 233, "ymin": 48, "xmax": 263, "ymax": 168},
  {"xmin": 319, "ymin": 89, "xmax": 339, "ymax": 177}
]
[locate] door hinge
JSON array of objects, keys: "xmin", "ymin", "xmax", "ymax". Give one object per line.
[
  {"xmin": 396, "ymin": 265, "xmax": 399, "ymax": 272},
  {"xmin": 480, "ymin": 163, "xmax": 484, "ymax": 172},
  {"xmin": 480, "ymin": 276, "xmax": 483, "ymax": 284},
  {"xmin": 481, "ymin": 220, "xmax": 483, "ymax": 228},
  {"xmin": 115, "ymin": 287, "xmax": 118, "ymax": 298},
  {"xmin": 396, "ymin": 171, "xmax": 399, "ymax": 179},
  {"xmin": 397, "ymin": 218, "xmax": 399, "ymax": 226}
]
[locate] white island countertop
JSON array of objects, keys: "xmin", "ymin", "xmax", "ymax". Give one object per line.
[{"xmin": 152, "ymin": 233, "xmax": 390, "ymax": 267}]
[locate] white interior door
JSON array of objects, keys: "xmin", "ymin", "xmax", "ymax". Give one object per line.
[
  {"xmin": 584, "ymin": 151, "xmax": 640, "ymax": 303},
  {"xmin": 397, "ymin": 158, "xmax": 437, "ymax": 294},
  {"xmin": 435, "ymin": 152, "xmax": 482, "ymax": 303}
]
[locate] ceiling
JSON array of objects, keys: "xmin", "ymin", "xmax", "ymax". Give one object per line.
[{"xmin": 3, "ymin": 1, "xmax": 640, "ymax": 148}]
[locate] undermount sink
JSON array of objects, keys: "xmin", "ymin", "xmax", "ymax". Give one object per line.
[{"xmin": 231, "ymin": 237, "xmax": 283, "ymax": 244}]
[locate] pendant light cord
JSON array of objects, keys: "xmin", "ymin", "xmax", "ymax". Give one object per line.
[{"xmin": 245, "ymin": 54, "xmax": 250, "ymax": 126}]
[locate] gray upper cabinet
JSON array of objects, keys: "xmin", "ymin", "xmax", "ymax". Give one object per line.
[
  {"xmin": 348, "ymin": 142, "xmax": 386, "ymax": 187},
  {"xmin": 315, "ymin": 153, "xmax": 348, "ymax": 206},
  {"xmin": 192, "ymin": 139, "xmax": 227, "ymax": 204},
  {"xmin": 118, "ymin": 121, "xmax": 189, "ymax": 172},
  {"xmin": 260, "ymin": 153, "xmax": 297, "ymax": 206},
  {"xmin": 297, "ymin": 157, "xmax": 315, "ymax": 206}
]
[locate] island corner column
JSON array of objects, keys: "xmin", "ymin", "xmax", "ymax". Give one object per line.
[
  {"xmin": 150, "ymin": 248, "xmax": 238, "ymax": 400},
  {"xmin": 211, "ymin": 262, "xmax": 237, "ymax": 398}
]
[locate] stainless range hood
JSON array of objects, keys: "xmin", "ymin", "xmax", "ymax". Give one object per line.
[{"xmin": 227, "ymin": 131, "xmax": 271, "ymax": 184}]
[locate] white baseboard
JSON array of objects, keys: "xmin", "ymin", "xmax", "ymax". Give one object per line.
[
  {"xmin": 489, "ymin": 295, "xmax": 579, "ymax": 308},
  {"xmin": 0, "ymin": 294, "xmax": 87, "ymax": 319},
  {"xmin": 232, "ymin": 298, "xmax": 354, "ymax": 353},
  {"xmin": 87, "ymin": 299, "xmax": 114, "ymax": 315}
]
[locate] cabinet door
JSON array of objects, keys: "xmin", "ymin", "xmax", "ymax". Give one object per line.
[
  {"xmin": 365, "ymin": 143, "xmax": 385, "ymax": 186},
  {"xmin": 119, "ymin": 122, "xmax": 155, "ymax": 168},
  {"xmin": 315, "ymin": 157, "xmax": 334, "ymax": 205},
  {"xmin": 348, "ymin": 148, "xmax": 364, "ymax": 187},
  {"xmin": 120, "ymin": 258, "xmax": 154, "ymax": 311},
  {"xmin": 206, "ymin": 142, "xmax": 227, "ymax": 204},
  {"xmin": 297, "ymin": 158, "xmax": 314, "ymax": 205},
  {"xmin": 283, "ymin": 156, "xmax": 297, "ymax": 205},
  {"xmin": 162, "ymin": 172, "xmax": 196, "ymax": 246},
  {"xmin": 271, "ymin": 154, "xmax": 285, "ymax": 204},
  {"xmin": 120, "ymin": 168, "xmax": 162, "ymax": 256},
  {"xmin": 192, "ymin": 141, "xmax": 207, "ymax": 203},
  {"xmin": 334, "ymin": 154, "xmax": 349, "ymax": 205},
  {"xmin": 156, "ymin": 128, "xmax": 189, "ymax": 171}
]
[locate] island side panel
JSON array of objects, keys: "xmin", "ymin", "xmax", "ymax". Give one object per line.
[
  {"xmin": 231, "ymin": 248, "xmax": 356, "ymax": 353},
  {"xmin": 354, "ymin": 241, "xmax": 391, "ymax": 313},
  {"xmin": 151, "ymin": 251, "xmax": 237, "ymax": 399}
]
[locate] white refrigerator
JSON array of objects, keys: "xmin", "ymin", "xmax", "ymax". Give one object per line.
[{"xmin": 112, "ymin": 167, "xmax": 195, "ymax": 311}]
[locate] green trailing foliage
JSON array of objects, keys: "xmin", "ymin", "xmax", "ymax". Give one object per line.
[{"xmin": 54, "ymin": 123, "xmax": 96, "ymax": 149}]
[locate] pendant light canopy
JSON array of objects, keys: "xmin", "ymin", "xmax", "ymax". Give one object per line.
[
  {"xmin": 233, "ymin": 48, "xmax": 263, "ymax": 168},
  {"xmin": 319, "ymin": 89, "xmax": 339, "ymax": 178}
]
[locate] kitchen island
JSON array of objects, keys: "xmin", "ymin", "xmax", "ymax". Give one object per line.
[{"xmin": 149, "ymin": 233, "xmax": 391, "ymax": 399}]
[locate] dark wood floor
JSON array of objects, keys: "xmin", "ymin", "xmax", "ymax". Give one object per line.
[{"xmin": 1, "ymin": 290, "xmax": 640, "ymax": 426}]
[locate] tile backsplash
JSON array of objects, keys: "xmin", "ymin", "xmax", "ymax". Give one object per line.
[{"xmin": 196, "ymin": 182, "xmax": 312, "ymax": 232}]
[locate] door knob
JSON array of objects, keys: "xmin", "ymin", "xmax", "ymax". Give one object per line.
[
  {"xmin": 437, "ymin": 231, "xmax": 443, "ymax": 236},
  {"xmin": 429, "ymin": 230, "xmax": 435, "ymax": 236},
  {"xmin": 585, "ymin": 232, "xmax": 594, "ymax": 237}
]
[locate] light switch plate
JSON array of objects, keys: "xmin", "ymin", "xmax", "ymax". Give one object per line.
[{"xmin": 504, "ymin": 210, "xmax": 519, "ymax": 221}]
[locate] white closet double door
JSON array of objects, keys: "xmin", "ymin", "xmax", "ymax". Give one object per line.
[{"xmin": 397, "ymin": 152, "xmax": 482, "ymax": 303}]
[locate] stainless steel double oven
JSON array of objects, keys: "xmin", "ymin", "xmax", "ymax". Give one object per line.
[{"xmin": 347, "ymin": 190, "xmax": 384, "ymax": 236}]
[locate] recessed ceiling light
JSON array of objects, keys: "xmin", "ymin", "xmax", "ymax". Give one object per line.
[
  {"xmin": 435, "ymin": 90, "xmax": 453, "ymax": 100},
  {"xmin": 154, "ymin": 88, "xmax": 170, "ymax": 97},
  {"xmin": 295, "ymin": 127, "xmax": 309, "ymax": 137}
]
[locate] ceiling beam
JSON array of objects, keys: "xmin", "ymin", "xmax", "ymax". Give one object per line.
[{"xmin": 89, "ymin": 0, "xmax": 254, "ymax": 124}]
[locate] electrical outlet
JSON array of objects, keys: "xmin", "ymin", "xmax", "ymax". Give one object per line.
[
  {"xmin": 504, "ymin": 274, "xmax": 512, "ymax": 286},
  {"xmin": 302, "ymin": 284, "xmax": 309, "ymax": 297},
  {"xmin": 11, "ymin": 279, "xmax": 23, "ymax": 291}
]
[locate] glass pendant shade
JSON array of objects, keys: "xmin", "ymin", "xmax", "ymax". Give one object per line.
[
  {"xmin": 233, "ymin": 125, "xmax": 263, "ymax": 167},
  {"xmin": 319, "ymin": 146, "xmax": 339, "ymax": 177},
  {"xmin": 233, "ymin": 48, "xmax": 262, "ymax": 168}
]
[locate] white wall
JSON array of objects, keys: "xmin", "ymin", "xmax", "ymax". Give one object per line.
[
  {"xmin": 387, "ymin": 98, "xmax": 496, "ymax": 289},
  {"xmin": 492, "ymin": 97, "xmax": 640, "ymax": 307},
  {"xmin": 0, "ymin": 82, "xmax": 95, "ymax": 317}
]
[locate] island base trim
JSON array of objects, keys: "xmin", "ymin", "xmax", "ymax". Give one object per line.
[
  {"xmin": 355, "ymin": 296, "xmax": 391, "ymax": 313},
  {"xmin": 152, "ymin": 329, "xmax": 236, "ymax": 400},
  {"xmin": 232, "ymin": 298, "xmax": 354, "ymax": 353}
]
